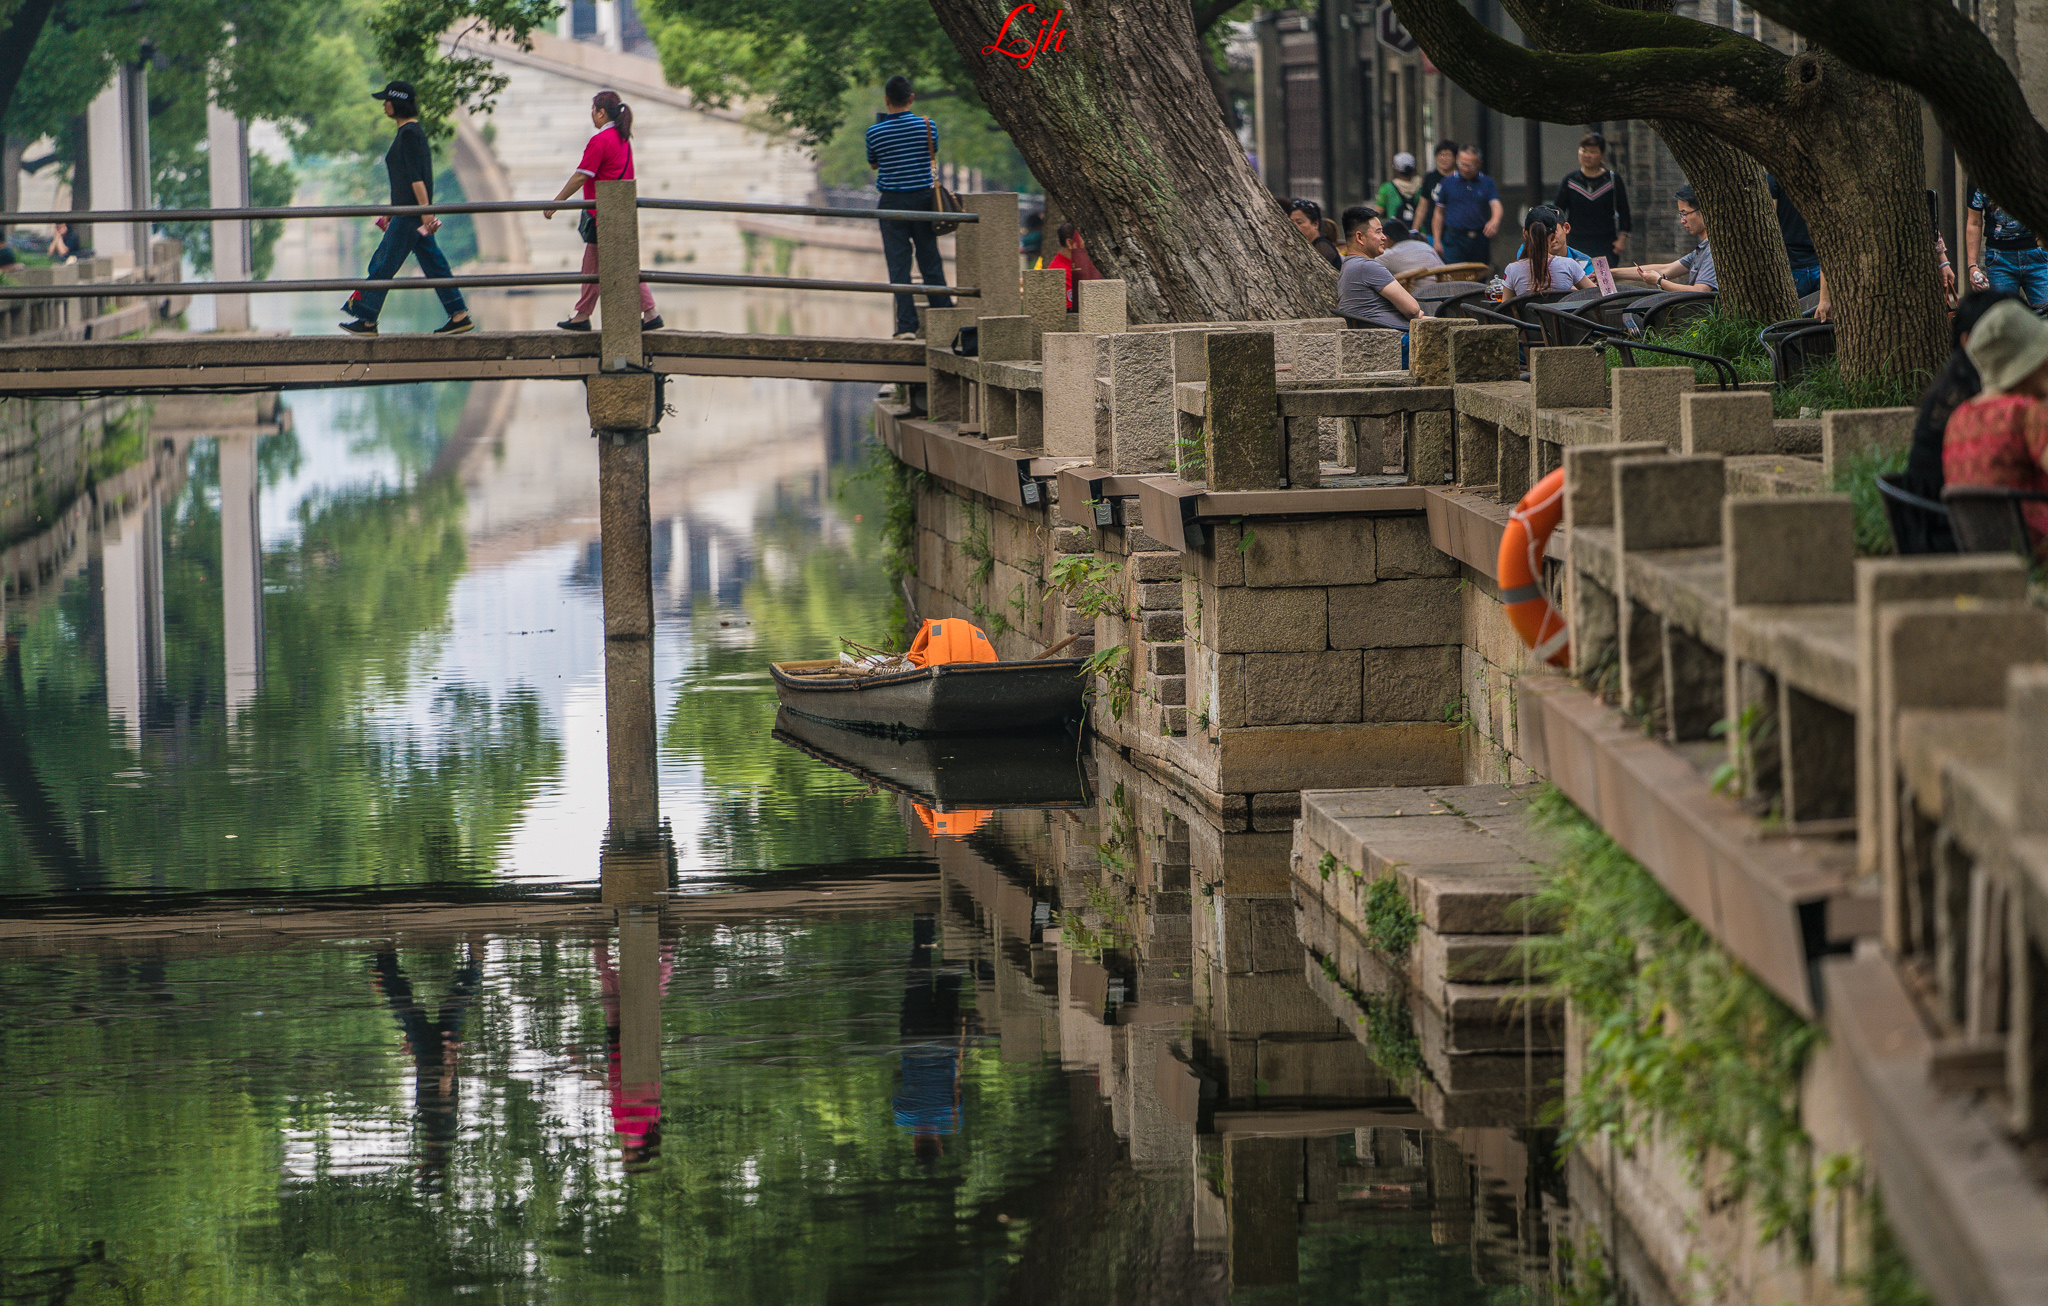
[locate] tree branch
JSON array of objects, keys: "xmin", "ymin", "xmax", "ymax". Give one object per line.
[
  {"xmin": 1191, "ymin": 0, "xmax": 1237, "ymax": 37},
  {"xmin": 1386, "ymin": 0, "xmax": 1781, "ymax": 130},
  {"xmin": 1744, "ymin": 0, "xmax": 2048, "ymax": 241}
]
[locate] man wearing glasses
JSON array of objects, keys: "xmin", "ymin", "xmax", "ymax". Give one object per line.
[{"xmin": 1614, "ymin": 185, "xmax": 1718, "ymax": 293}]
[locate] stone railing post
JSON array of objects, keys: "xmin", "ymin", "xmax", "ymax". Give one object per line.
[
  {"xmin": 587, "ymin": 178, "xmax": 657, "ymax": 651},
  {"xmin": 1204, "ymin": 331, "xmax": 1280, "ymax": 491}
]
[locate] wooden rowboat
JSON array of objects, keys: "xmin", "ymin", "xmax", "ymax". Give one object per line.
[{"xmin": 769, "ymin": 656, "xmax": 1088, "ymax": 737}]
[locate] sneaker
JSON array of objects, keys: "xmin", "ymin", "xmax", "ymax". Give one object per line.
[
  {"xmin": 557, "ymin": 317, "xmax": 591, "ymax": 332},
  {"xmin": 434, "ymin": 317, "xmax": 475, "ymax": 335},
  {"xmin": 339, "ymin": 318, "xmax": 377, "ymax": 336},
  {"xmin": 893, "ymin": 330, "xmax": 919, "ymax": 341},
  {"xmin": 643, "ymin": 315, "xmax": 664, "ymax": 331}
]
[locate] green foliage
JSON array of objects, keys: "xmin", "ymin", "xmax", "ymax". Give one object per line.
[
  {"xmin": 1172, "ymin": 432, "xmax": 1205, "ymax": 477},
  {"xmin": 1317, "ymin": 850, "xmax": 1338, "ymax": 881},
  {"xmin": 1613, "ymin": 311, "xmax": 1927, "ymax": 417},
  {"xmin": 1779, "ymin": 355, "xmax": 1923, "ymax": 418},
  {"xmin": 1829, "ymin": 441, "xmax": 1912, "ymax": 557},
  {"xmin": 1856, "ymin": 1187, "xmax": 1936, "ymax": 1306},
  {"xmin": 156, "ymin": 150, "xmax": 301, "ymax": 278},
  {"xmin": 1523, "ymin": 785, "xmax": 1824, "ymax": 1256},
  {"xmin": 962, "ymin": 501, "xmax": 993, "ymax": 587},
  {"xmin": 848, "ymin": 440, "xmax": 923, "ymax": 649},
  {"xmin": 1049, "ymin": 555, "xmax": 1130, "ymax": 620},
  {"xmin": 366, "ymin": 0, "xmax": 562, "ymax": 139},
  {"xmin": 86, "ymin": 406, "xmax": 148, "ymax": 483},
  {"xmin": 1363, "ymin": 876, "xmax": 1419, "ymax": 956},
  {"xmin": 1079, "ymin": 643, "xmax": 1132, "ymax": 720},
  {"xmin": 811, "ymin": 83, "xmax": 1037, "ymax": 195}
]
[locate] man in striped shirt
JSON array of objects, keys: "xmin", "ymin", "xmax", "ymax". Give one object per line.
[{"xmin": 867, "ymin": 76, "xmax": 955, "ymax": 339}]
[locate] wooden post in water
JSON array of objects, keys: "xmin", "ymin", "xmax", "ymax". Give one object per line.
[{"xmin": 587, "ymin": 178, "xmax": 662, "ymax": 839}]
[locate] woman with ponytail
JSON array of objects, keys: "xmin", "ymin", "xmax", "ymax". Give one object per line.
[
  {"xmin": 543, "ymin": 90, "xmax": 661, "ymax": 331},
  {"xmin": 1503, "ymin": 207, "xmax": 1594, "ymax": 298}
]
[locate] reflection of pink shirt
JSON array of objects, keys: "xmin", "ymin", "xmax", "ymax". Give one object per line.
[{"xmin": 574, "ymin": 124, "xmax": 634, "ymax": 203}]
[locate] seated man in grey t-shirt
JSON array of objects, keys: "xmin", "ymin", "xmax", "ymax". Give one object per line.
[{"xmin": 1337, "ymin": 206, "xmax": 1424, "ymax": 336}]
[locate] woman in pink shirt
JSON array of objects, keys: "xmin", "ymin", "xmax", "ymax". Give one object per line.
[{"xmin": 544, "ymin": 91, "xmax": 661, "ymax": 331}]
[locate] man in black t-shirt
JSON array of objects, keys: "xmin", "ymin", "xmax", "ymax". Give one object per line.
[
  {"xmin": 340, "ymin": 81, "xmax": 473, "ymax": 335},
  {"xmin": 1410, "ymin": 141, "xmax": 1460, "ymax": 255}
]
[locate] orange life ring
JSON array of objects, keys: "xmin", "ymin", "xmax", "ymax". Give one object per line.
[{"xmin": 1498, "ymin": 467, "xmax": 1569, "ymax": 668}]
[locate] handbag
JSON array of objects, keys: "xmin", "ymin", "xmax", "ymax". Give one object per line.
[
  {"xmin": 577, "ymin": 210, "xmax": 598, "ymax": 245},
  {"xmin": 928, "ymin": 120, "xmax": 963, "ymax": 236}
]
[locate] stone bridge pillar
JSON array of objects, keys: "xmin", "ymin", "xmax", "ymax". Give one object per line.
[{"xmin": 206, "ymin": 99, "xmax": 252, "ymax": 332}]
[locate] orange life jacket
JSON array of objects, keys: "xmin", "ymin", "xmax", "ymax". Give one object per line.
[
  {"xmin": 904, "ymin": 618, "xmax": 1000, "ymax": 668},
  {"xmin": 914, "ymin": 803, "xmax": 991, "ymax": 839}
]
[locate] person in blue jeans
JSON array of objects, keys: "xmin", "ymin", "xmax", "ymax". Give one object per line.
[
  {"xmin": 866, "ymin": 76, "xmax": 955, "ymax": 339},
  {"xmin": 341, "ymin": 81, "xmax": 472, "ymax": 336},
  {"xmin": 1767, "ymin": 175, "xmax": 1822, "ymax": 298},
  {"xmin": 1430, "ymin": 147, "xmax": 1502, "ymax": 268},
  {"xmin": 1967, "ymin": 186, "xmax": 2048, "ymax": 309}
]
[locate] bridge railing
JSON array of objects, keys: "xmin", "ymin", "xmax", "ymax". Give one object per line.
[{"xmin": 0, "ymin": 188, "xmax": 983, "ymax": 309}]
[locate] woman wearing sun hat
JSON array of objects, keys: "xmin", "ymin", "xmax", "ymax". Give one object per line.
[{"xmin": 1944, "ymin": 298, "xmax": 2048, "ymax": 557}]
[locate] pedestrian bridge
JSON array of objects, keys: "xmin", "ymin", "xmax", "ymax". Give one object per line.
[{"xmin": 0, "ymin": 328, "xmax": 927, "ymax": 397}]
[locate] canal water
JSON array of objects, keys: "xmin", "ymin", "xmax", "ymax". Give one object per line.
[{"xmin": 0, "ymin": 292, "xmax": 1561, "ymax": 1303}]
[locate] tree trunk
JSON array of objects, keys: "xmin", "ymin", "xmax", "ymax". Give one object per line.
[
  {"xmin": 0, "ymin": 0, "xmax": 63, "ymax": 131},
  {"xmin": 1779, "ymin": 71, "xmax": 1947, "ymax": 383},
  {"xmin": 925, "ymin": 0, "xmax": 1336, "ymax": 322},
  {"xmin": 1652, "ymin": 121, "xmax": 1800, "ymax": 324}
]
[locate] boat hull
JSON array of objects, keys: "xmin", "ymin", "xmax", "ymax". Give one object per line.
[
  {"xmin": 772, "ymin": 709, "xmax": 1089, "ymax": 809},
  {"xmin": 769, "ymin": 657, "xmax": 1088, "ymax": 737}
]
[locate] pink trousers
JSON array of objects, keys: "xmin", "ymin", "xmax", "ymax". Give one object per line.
[{"xmin": 572, "ymin": 242, "xmax": 657, "ymax": 318}]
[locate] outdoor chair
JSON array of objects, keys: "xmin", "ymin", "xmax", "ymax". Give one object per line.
[
  {"xmin": 1529, "ymin": 300, "xmax": 1604, "ymax": 347},
  {"xmin": 1412, "ymin": 282, "xmax": 1489, "ymax": 317},
  {"xmin": 1622, "ymin": 290, "xmax": 1718, "ymax": 336},
  {"xmin": 1431, "ymin": 262, "xmax": 1491, "ymax": 284},
  {"xmin": 1876, "ymin": 472, "xmax": 1956, "ymax": 555},
  {"xmin": 1571, "ymin": 288, "xmax": 1657, "ymax": 331},
  {"xmin": 1760, "ymin": 320, "xmax": 1836, "ymax": 386},
  {"xmin": 1501, "ymin": 288, "xmax": 1577, "ymax": 325},
  {"xmin": 1942, "ymin": 485, "xmax": 2048, "ymax": 556}
]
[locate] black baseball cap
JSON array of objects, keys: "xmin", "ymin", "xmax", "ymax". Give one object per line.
[{"xmin": 372, "ymin": 81, "xmax": 416, "ymax": 105}]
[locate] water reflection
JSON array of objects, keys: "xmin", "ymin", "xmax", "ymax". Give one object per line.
[{"xmin": 0, "ymin": 290, "xmax": 1574, "ymax": 1301}]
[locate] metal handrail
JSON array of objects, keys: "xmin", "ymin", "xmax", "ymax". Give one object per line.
[
  {"xmin": 0, "ymin": 196, "xmax": 978, "ymax": 226},
  {"xmin": 1526, "ymin": 304, "xmax": 1740, "ymax": 390},
  {"xmin": 0, "ymin": 270, "xmax": 979, "ymax": 301}
]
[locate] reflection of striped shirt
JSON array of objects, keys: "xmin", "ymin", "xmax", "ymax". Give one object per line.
[{"xmin": 866, "ymin": 112, "xmax": 936, "ymax": 191}]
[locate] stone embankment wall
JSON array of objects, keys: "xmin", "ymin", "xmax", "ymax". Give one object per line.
[{"xmin": 873, "ymin": 200, "xmax": 2048, "ymax": 1302}]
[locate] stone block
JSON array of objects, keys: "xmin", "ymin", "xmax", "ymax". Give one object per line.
[
  {"xmin": 1136, "ymin": 581, "xmax": 1182, "ymax": 610},
  {"xmin": 1164, "ymin": 327, "xmax": 1215, "ymax": 385},
  {"xmin": 1206, "ymin": 585, "xmax": 1328, "ymax": 653},
  {"xmin": 1821, "ymin": 407, "xmax": 1915, "ymax": 479},
  {"xmin": 1053, "ymin": 524, "xmax": 1092, "ymax": 554},
  {"xmin": 1140, "ymin": 610, "xmax": 1183, "ymax": 642},
  {"xmin": 1243, "ymin": 518, "xmax": 1376, "ymax": 587},
  {"xmin": 1154, "ymin": 673, "xmax": 1188, "ymax": 706},
  {"xmin": 1132, "ymin": 552, "xmax": 1184, "ymax": 582},
  {"xmin": 1409, "ymin": 318, "xmax": 1466, "ymax": 386},
  {"xmin": 1613, "ymin": 454, "xmax": 1724, "ymax": 550},
  {"xmin": 1205, "ymin": 332, "xmax": 1282, "ymax": 491},
  {"xmin": 1879, "ymin": 601, "xmax": 2048, "ymax": 712},
  {"xmin": 1361, "ymin": 645, "xmax": 1462, "ymax": 722},
  {"xmin": 1529, "ymin": 346, "xmax": 1608, "ymax": 409},
  {"xmin": 977, "ymin": 314, "xmax": 1033, "ymax": 362},
  {"xmin": 1293, "ymin": 331, "xmax": 1339, "ymax": 380},
  {"xmin": 1376, "ymin": 515, "xmax": 1459, "ymax": 578},
  {"xmin": 1042, "ymin": 332, "xmax": 1104, "ymax": 459},
  {"xmin": 1328, "ymin": 579, "xmax": 1463, "ymax": 648},
  {"xmin": 1412, "ymin": 411, "xmax": 1455, "ymax": 485},
  {"xmin": 2012, "ymin": 666, "xmax": 2048, "ymax": 834},
  {"xmin": 1079, "ymin": 279, "xmax": 1127, "ymax": 335},
  {"xmin": 1245, "ymin": 650, "xmax": 1364, "ymax": 724},
  {"xmin": 1150, "ymin": 642, "xmax": 1186, "ymax": 675},
  {"xmin": 960, "ymin": 192, "xmax": 1020, "ymax": 316},
  {"xmin": 1561, "ymin": 441, "xmax": 1666, "ymax": 529},
  {"xmin": 13, "ymin": 263, "xmax": 79, "ymax": 286},
  {"xmin": 924, "ymin": 305, "xmax": 979, "ymax": 350},
  {"xmin": 1724, "ymin": 495, "xmax": 1854, "ymax": 605},
  {"xmin": 1340, "ymin": 330, "xmax": 1404, "ymax": 375},
  {"xmin": 1110, "ymin": 332, "xmax": 1178, "ymax": 474},
  {"xmin": 1610, "ymin": 366, "xmax": 1696, "ymax": 445},
  {"xmin": 1197, "ymin": 523, "xmax": 1246, "ymax": 587},
  {"xmin": 1446, "ymin": 325, "xmax": 1520, "ymax": 384},
  {"xmin": 1021, "ymin": 268, "xmax": 1068, "ymax": 358},
  {"xmin": 1680, "ymin": 390, "xmax": 1776, "ymax": 455},
  {"xmin": 586, "ymin": 373, "xmax": 658, "ymax": 431},
  {"xmin": 1454, "ymin": 413, "xmax": 1497, "ymax": 487}
]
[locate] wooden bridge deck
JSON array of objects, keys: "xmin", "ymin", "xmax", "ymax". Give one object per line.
[{"xmin": 0, "ymin": 329, "xmax": 926, "ymax": 395}]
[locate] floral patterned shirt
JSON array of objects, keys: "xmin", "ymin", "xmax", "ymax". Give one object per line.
[{"xmin": 1943, "ymin": 392, "xmax": 2048, "ymax": 556}]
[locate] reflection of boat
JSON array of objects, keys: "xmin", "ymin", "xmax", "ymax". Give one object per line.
[
  {"xmin": 768, "ymin": 657, "xmax": 1088, "ymax": 737},
  {"xmin": 773, "ymin": 709, "xmax": 1090, "ymax": 810}
]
